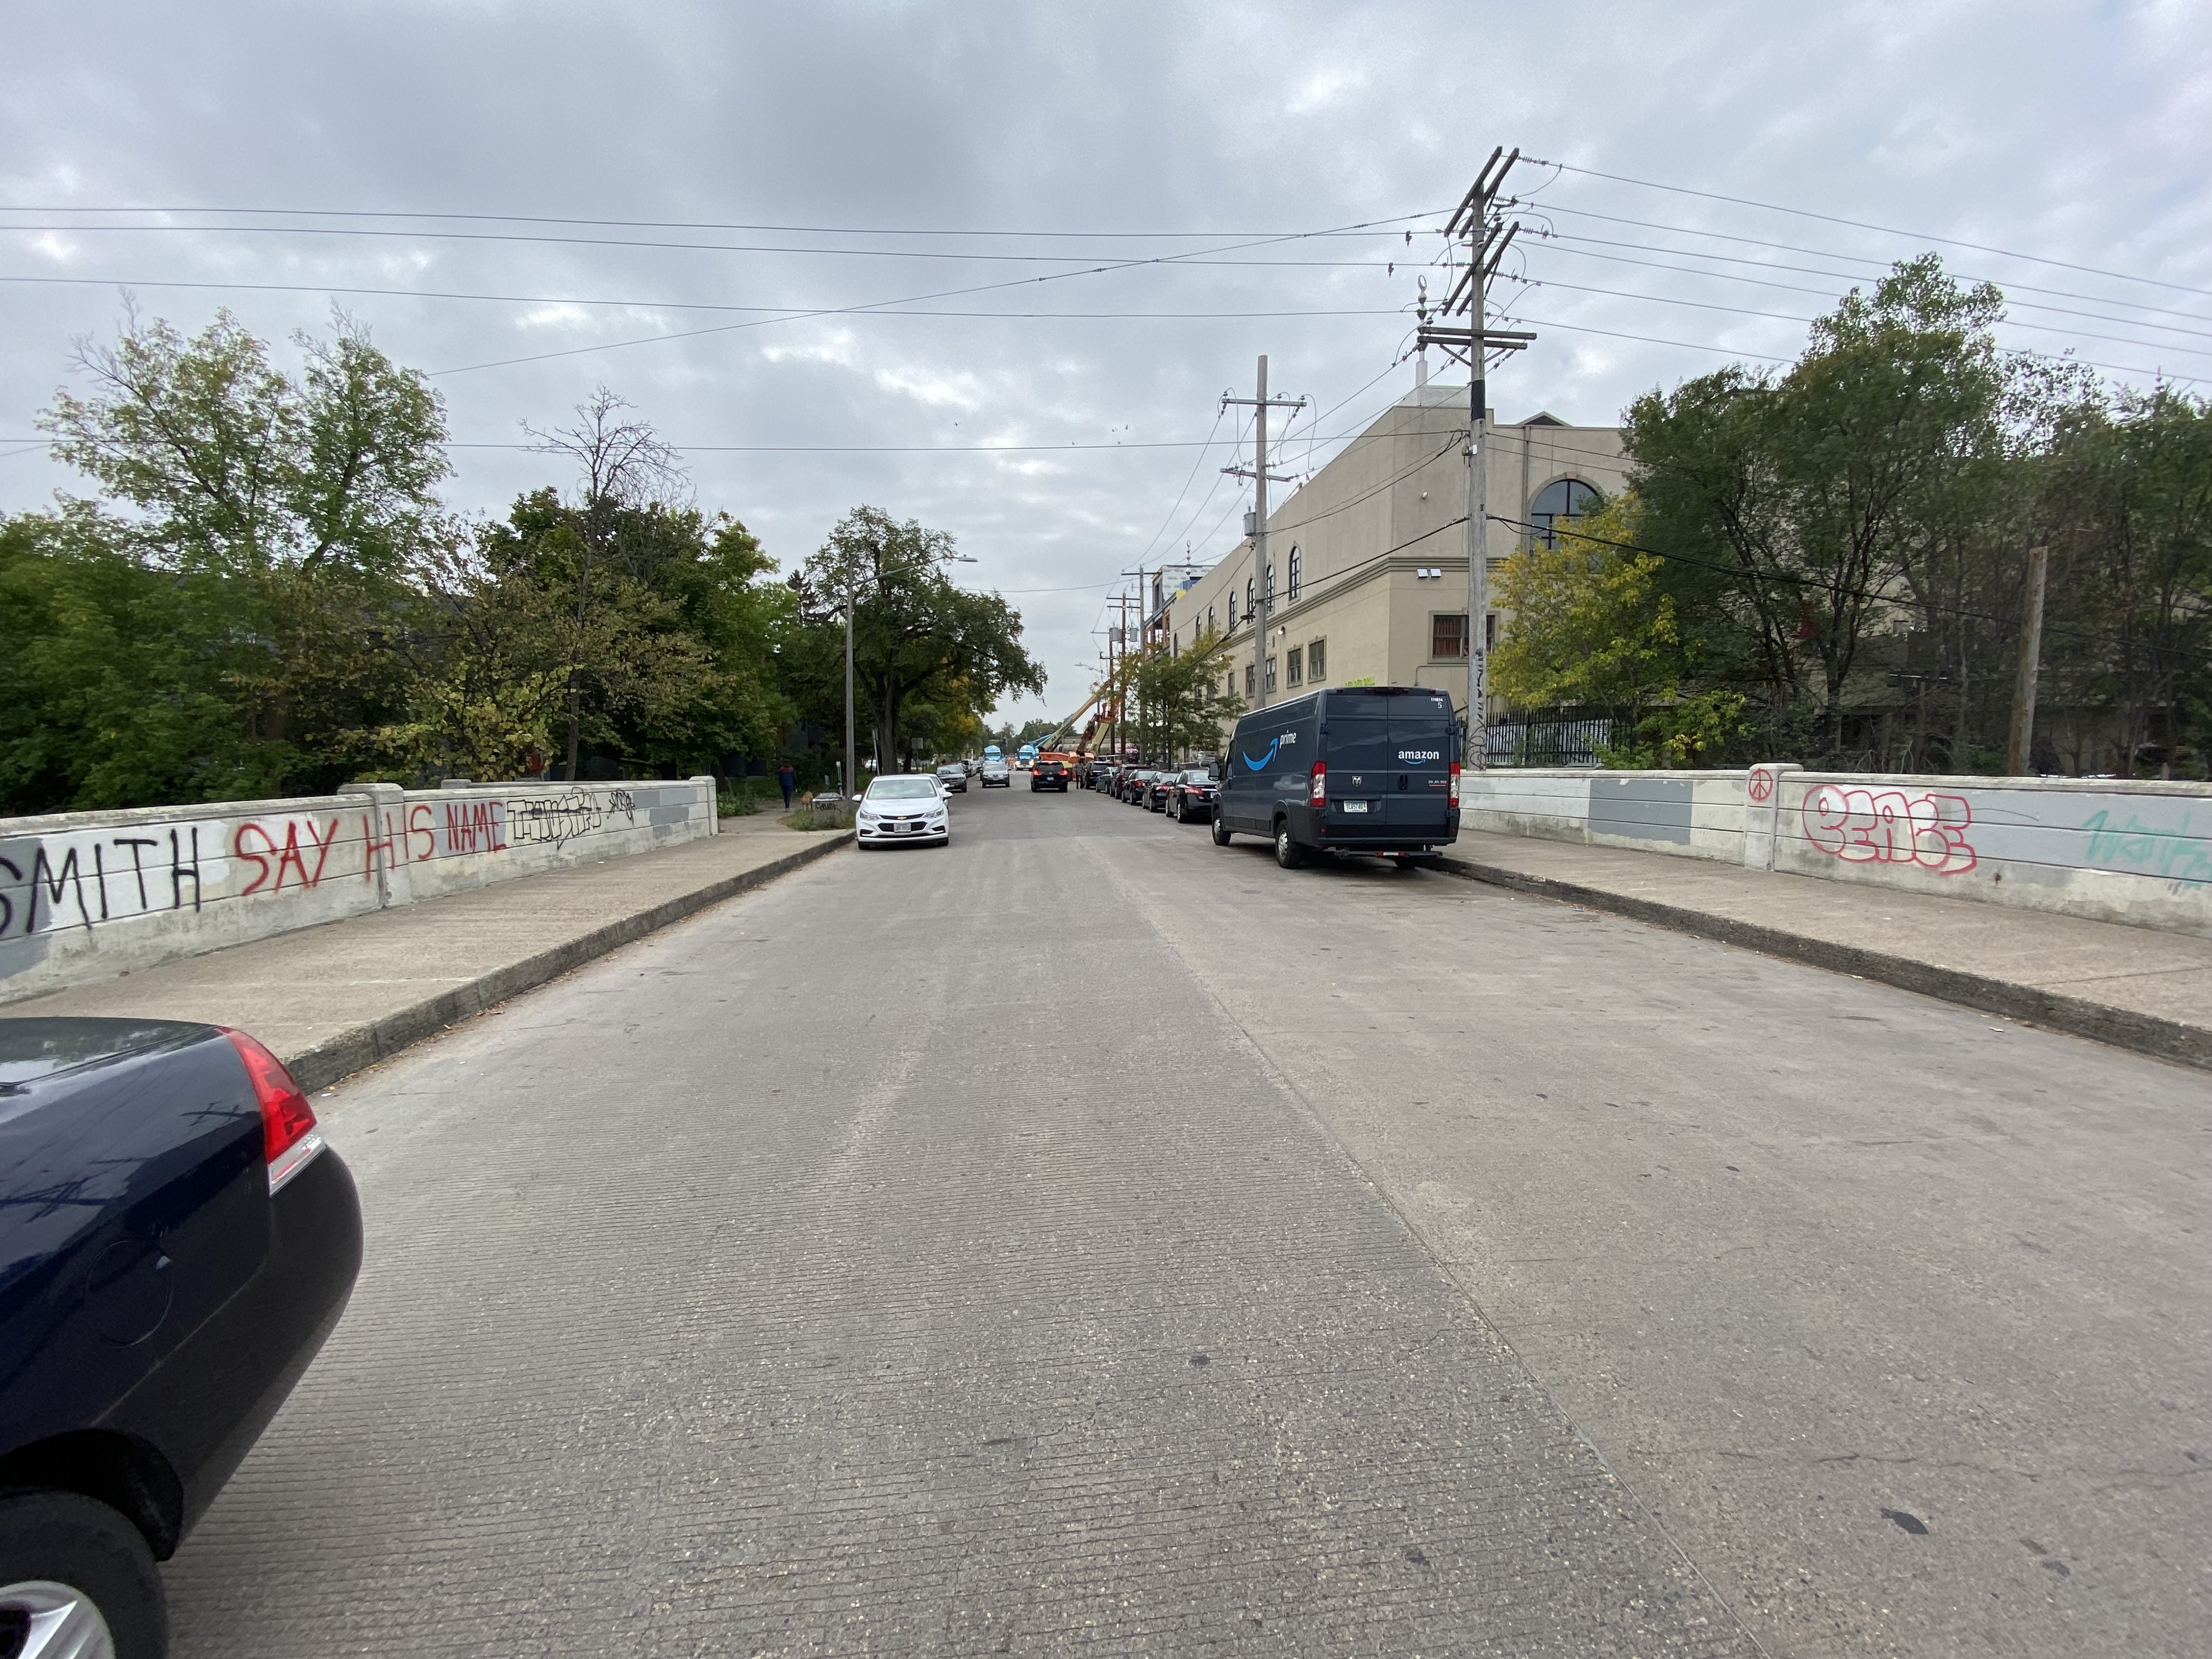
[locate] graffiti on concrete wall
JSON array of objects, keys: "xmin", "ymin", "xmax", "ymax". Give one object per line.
[
  {"xmin": 2080, "ymin": 809, "xmax": 2212, "ymax": 884},
  {"xmin": 232, "ymin": 816, "xmax": 342, "ymax": 896},
  {"xmin": 2, "ymin": 787, "xmax": 662, "ymax": 944},
  {"xmin": 1801, "ymin": 785, "xmax": 1978, "ymax": 874},
  {"xmin": 0, "ymin": 825, "xmax": 210, "ymax": 936},
  {"xmin": 504, "ymin": 787, "xmax": 635, "ymax": 849}
]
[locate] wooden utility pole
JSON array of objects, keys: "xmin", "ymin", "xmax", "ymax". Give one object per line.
[
  {"xmin": 2007, "ymin": 544, "xmax": 2051, "ymax": 775},
  {"xmin": 1221, "ymin": 358, "xmax": 1305, "ymax": 713},
  {"xmin": 1419, "ymin": 148, "xmax": 1533, "ymax": 772}
]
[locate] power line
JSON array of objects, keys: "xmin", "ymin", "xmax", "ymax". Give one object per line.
[
  {"xmin": 1526, "ymin": 202, "xmax": 2212, "ymax": 326},
  {"xmin": 1527, "ymin": 235, "xmax": 2212, "ymax": 344},
  {"xmin": 0, "ymin": 220, "xmax": 1403, "ymax": 269},
  {"xmin": 1532, "ymin": 160, "xmax": 2212, "ymax": 301},
  {"xmin": 421, "ymin": 218, "xmax": 1414, "ymax": 376},
  {"xmin": 1131, "ymin": 403, "xmax": 1232, "ymax": 566},
  {"xmin": 1514, "ymin": 269, "xmax": 2212, "ymax": 364},
  {"xmin": 0, "ymin": 272, "xmax": 1410, "ymax": 320},
  {"xmin": 1499, "ymin": 298, "xmax": 2203, "ymax": 386},
  {"xmin": 0, "ymin": 204, "xmax": 1446, "ymax": 240},
  {"xmin": 1504, "ymin": 312, "xmax": 1791, "ymax": 364}
]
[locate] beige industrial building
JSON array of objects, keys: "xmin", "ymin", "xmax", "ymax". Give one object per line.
[{"xmin": 1154, "ymin": 382, "xmax": 1629, "ymax": 737}]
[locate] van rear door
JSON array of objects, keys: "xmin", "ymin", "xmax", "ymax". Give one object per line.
[
  {"xmin": 1388, "ymin": 692, "xmax": 1458, "ymax": 836},
  {"xmin": 1318, "ymin": 689, "xmax": 1455, "ymax": 842}
]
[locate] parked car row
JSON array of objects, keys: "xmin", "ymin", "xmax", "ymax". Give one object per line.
[
  {"xmin": 1082, "ymin": 759, "xmax": 1222, "ymax": 822},
  {"xmin": 1076, "ymin": 688, "xmax": 1465, "ymax": 871}
]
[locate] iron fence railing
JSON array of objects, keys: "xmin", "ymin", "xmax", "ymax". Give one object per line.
[{"xmin": 1482, "ymin": 712, "xmax": 1618, "ymax": 768}]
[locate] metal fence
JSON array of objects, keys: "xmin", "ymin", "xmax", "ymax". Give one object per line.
[{"xmin": 1483, "ymin": 712, "xmax": 1617, "ymax": 768}]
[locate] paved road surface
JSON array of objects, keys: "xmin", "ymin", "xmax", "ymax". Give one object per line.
[{"xmin": 164, "ymin": 783, "xmax": 2209, "ymax": 1656}]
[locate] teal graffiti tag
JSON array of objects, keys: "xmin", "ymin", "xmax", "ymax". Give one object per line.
[{"xmin": 2080, "ymin": 809, "xmax": 2212, "ymax": 884}]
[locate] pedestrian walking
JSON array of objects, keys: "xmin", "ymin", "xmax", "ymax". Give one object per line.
[{"xmin": 777, "ymin": 760, "xmax": 797, "ymax": 810}]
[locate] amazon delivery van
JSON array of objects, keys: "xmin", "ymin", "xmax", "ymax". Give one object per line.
[{"xmin": 1216, "ymin": 686, "xmax": 1460, "ymax": 867}]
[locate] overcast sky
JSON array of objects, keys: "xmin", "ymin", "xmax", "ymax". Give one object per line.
[{"xmin": 5, "ymin": 1, "xmax": 2208, "ymax": 726}]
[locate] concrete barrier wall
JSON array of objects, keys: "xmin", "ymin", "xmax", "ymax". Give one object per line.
[
  {"xmin": 1773, "ymin": 771, "xmax": 2212, "ymax": 934},
  {"xmin": 1460, "ymin": 766, "xmax": 2212, "ymax": 936},
  {"xmin": 0, "ymin": 777, "xmax": 718, "ymax": 1003}
]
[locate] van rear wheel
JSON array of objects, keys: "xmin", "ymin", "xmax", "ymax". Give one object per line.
[
  {"xmin": 1274, "ymin": 825, "xmax": 1305, "ymax": 869},
  {"xmin": 1211, "ymin": 817, "xmax": 1233, "ymax": 847}
]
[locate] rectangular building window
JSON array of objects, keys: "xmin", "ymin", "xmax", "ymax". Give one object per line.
[
  {"xmin": 1486, "ymin": 613, "xmax": 1497, "ymax": 650},
  {"xmin": 1285, "ymin": 645, "xmax": 1303, "ymax": 686},
  {"xmin": 1264, "ymin": 656, "xmax": 1277, "ymax": 692},
  {"xmin": 1306, "ymin": 637, "xmax": 1327, "ymax": 680},
  {"xmin": 1432, "ymin": 613, "xmax": 1469, "ymax": 659},
  {"xmin": 1244, "ymin": 663, "xmax": 1256, "ymax": 695}
]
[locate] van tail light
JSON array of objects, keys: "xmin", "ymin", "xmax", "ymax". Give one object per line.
[
  {"xmin": 1310, "ymin": 761, "xmax": 1327, "ymax": 806},
  {"xmin": 222, "ymin": 1028, "xmax": 326, "ymax": 1194},
  {"xmin": 1449, "ymin": 762, "xmax": 1462, "ymax": 806}
]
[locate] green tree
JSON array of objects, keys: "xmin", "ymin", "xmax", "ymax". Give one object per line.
[
  {"xmin": 2037, "ymin": 387, "xmax": 2212, "ymax": 774},
  {"xmin": 1120, "ymin": 628, "xmax": 1244, "ymax": 760},
  {"xmin": 1493, "ymin": 496, "xmax": 1679, "ymax": 709},
  {"xmin": 800, "ymin": 506, "xmax": 1043, "ymax": 770},
  {"xmin": 1626, "ymin": 257, "xmax": 2018, "ymax": 763},
  {"xmin": 0, "ymin": 507, "xmax": 287, "ymax": 811},
  {"xmin": 34, "ymin": 304, "xmax": 453, "ymax": 789}
]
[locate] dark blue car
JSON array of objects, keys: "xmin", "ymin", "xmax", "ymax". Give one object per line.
[{"xmin": 1, "ymin": 1018, "xmax": 362, "ymax": 1658}]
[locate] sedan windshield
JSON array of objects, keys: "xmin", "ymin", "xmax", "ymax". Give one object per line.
[{"xmin": 867, "ymin": 778, "xmax": 940, "ymax": 800}]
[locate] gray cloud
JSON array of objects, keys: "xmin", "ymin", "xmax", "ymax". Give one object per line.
[{"xmin": 5, "ymin": 0, "xmax": 2208, "ymax": 721}]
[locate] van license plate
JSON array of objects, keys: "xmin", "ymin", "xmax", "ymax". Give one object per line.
[{"xmin": 1341, "ymin": 799, "xmax": 1368, "ymax": 814}]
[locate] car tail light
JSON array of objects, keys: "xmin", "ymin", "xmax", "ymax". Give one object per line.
[
  {"xmin": 1449, "ymin": 762, "xmax": 1462, "ymax": 807},
  {"xmin": 1309, "ymin": 762, "xmax": 1327, "ymax": 806},
  {"xmin": 222, "ymin": 1028, "xmax": 326, "ymax": 1193}
]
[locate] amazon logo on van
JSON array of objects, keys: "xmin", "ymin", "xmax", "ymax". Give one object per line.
[{"xmin": 1397, "ymin": 749, "xmax": 1442, "ymax": 763}]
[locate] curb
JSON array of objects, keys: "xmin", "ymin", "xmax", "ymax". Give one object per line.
[
  {"xmin": 286, "ymin": 833, "xmax": 850, "ymax": 1092},
  {"xmin": 1433, "ymin": 854, "xmax": 2212, "ymax": 1074}
]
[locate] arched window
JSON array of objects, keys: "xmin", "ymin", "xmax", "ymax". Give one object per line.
[
  {"xmin": 1287, "ymin": 544, "xmax": 1302, "ymax": 601},
  {"xmin": 1228, "ymin": 589, "xmax": 1238, "ymax": 629},
  {"xmin": 1530, "ymin": 477, "xmax": 1601, "ymax": 546},
  {"xmin": 1245, "ymin": 576, "xmax": 1256, "ymax": 616}
]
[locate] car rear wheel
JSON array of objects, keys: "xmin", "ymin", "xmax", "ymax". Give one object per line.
[
  {"xmin": 1274, "ymin": 825, "xmax": 1306, "ymax": 869},
  {"xmin": 0, "ymin": 1491, "xmax": 166, "ymax": 1659}
]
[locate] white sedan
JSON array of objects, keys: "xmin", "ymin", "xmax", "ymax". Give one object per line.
[{"xmin": 856, "ymin": 774, "xmax": 951, "ymax": 848}]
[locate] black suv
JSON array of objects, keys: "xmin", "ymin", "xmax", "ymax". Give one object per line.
[{"xmin": 1030, "ymin": 758, "xmax": 1071, "ymax": 792}]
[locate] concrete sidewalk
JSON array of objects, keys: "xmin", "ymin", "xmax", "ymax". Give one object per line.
[
  {"xmin": 1438, "ymin": 830, "xmax": 2212, "ymax": 1070},
  {"xmin": 6, "ymin": 812, "xmax": 850, "ymax": 1089}
]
